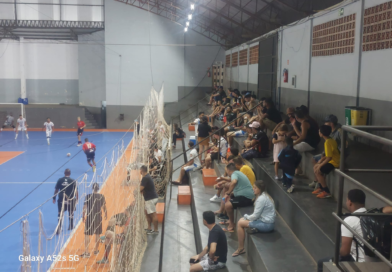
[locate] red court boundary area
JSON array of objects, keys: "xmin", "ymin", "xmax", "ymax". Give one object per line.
[
  {"xmin": 52, "ymin": 141, "xmax": 138, "ymax": 272},
  {"xmin": 1, "ymin": 128, "xmax": 133, "ymax": 132},
  {"xmin": 0, "ymin": 151, "xmax": 24, "ymax": 165}
]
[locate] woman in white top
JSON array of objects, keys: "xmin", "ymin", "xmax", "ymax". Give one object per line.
[{"xmin": 232, "ymin": 180, "xmax": 276, "ymax": 257}]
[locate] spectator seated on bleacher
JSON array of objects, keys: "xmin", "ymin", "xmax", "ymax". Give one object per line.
[
  {"xmin": 189, "ymin": 211, "xmax": 228, "ymax": 272},
  {"xmin": 312, "ymin": 125, "xmax": 340, "ymax": 199},
  {"xmin": 278, "ymin": 137, "xmax": 302, "ymax": 194},
  {"xmin": 292, "ymin": 109, "xmax": 320, "ymax": 153},
  {"xmin": 171, "ymin": 141, "xmax": 201, "ymax": 185},
  {"xmin": 249, "ymin": 98, "xmax": 266, "ymax": 123},
  {"xmin": 309, "ymin": 114, "xmax": 347, "ymax": 188},
  {"xmin": 226, "ymin": 124, "xmax": 247, "ymax": 148},
  {"xmin": 228, "ymin": 88, "xmax": 242, "ymax": 106},
  {"xmin": 209, "ymin": 101, "xmax": 225, "ymax": 127},
  {"xmin": 153, "ymin": 145, "xmax": 163, "ymax": 163},
  {"xmin": 210, "ymin": 86, "xmax": 224, "ymax": 103},
  {"xmin": 172, "ymin": 123, "xmax": 185, "ymax": 149},
  {"xmin": 241, "ymin": 121, "xmax": 269, "ymax": 160},
  {"xmin": 296, "ymin": 105, "xmax": 319, "ymax": 131},
  {"xmin": 232, "ymin": 180, "xmax": 276, "ymax": 257},
  {"xmin": 223, "ymin": 105, "xmax": 237, "ymax": 132},
  {"xmin": 259, "ymin": 98, "xmax": 282, "ymax": 132},
  {"xmin": 207, "ymin": 86, "xmax": 219, "ymax": 105},
  {"xmin": 210, "ymin": 155, "xmax": 236, "ymax": 203},
  {"xmin": 220, "ymin": 163, "xmax": 254, "ymax": 233},
  {"xmin": 317, "ymin": 189, "xmax": 392, "ymax": 271},
  {"xmin": 204, "ymin": 131, "xmax": 228, "ymax": 169},
  {"xmin": 149, "ymin": 156, "xmax": 160, "ymax": 179},
  {"xmin": 233, "ymin": 157, "xmax": 255, "ymax": 186}
]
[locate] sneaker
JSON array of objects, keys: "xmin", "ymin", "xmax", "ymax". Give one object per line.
[
  {"xmin": 48, "ymin": 142, "xmax": 50, "ymax": 146},
  {"xmin": 147, "ymin": 231, "xmax": 159, "ymax": 235},
  {"xmin": 210, "ymin": 195, "xmax": 221, "ymax": 203},
  {"xmin": 246, "ymin": 228, "xmax": 259, "ymax": 234},
  {"xmin": 218, "ymin": 215, "xmax": 229, "ymax": 220},
  {"xmin": 274, "ymin": 176, "xmax": 279, "ymax": 180},
  {"xmin": 269, "ymin": 161, "xmax": 275, "ymax": 165},
  {"xmin": 96, "ymin": 258, "xmax": 109, "ymax": 264},
  {"xmin": 287, "ymin": 185, "xmax": 295, "ymax": 194},
  {"xmin": 77, "ymin": 143, "xmax": 82, "ymax": 147},
  {"xmin": 93, "ymin": 165, "xmax": 96, "ymax": 172},
  {"xmin": 317, "ymin": 191, "xmax": 332, "ymax": 199},
  {"xmin": 26, "ymin": 135, "xmax": 29, "ymax": 139},
  {"xmin": 312, "ymin": 188, "xmax": 323, "ymax": 195},
  {"xmin": 308, "ymin": 181, "xmax": 317, "ymax": 188},
  {"xmin": 80, "ymin": 252, "xmax": 90, "ymax": 258}
]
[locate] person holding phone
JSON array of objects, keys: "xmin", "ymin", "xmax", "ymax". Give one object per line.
[{"xmin": 190, "ymin": 211, "xmax": 227, "ymax": 272}]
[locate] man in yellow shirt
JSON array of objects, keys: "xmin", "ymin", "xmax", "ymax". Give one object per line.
[
  {"xmin": 313, "ymin": 125, "xmax": 340, "ymax": 199},
  {"xmin": 233, "ymin": 157, "xmax": 256, "ymax": 186}
]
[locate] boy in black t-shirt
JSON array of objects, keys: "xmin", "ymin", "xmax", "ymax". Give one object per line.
[
  {"xmin": 53, "ymin": 169, "xmax": 78, "ymax": 233},
  {"xmin": 241, "ymin": 121, "xmax": 269, "ymax": 160},
  {"xmin": 190, "ymin": 211, "xmax": 227, "ymax": 271}
]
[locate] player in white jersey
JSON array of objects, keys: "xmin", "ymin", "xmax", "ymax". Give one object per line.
[
  {"xmin": 15, "ymin": 115, "xmax": 29, "ymax": 139},
  {"xmin": 1, "ymin": 112, "xmax": 15, "ymax": 131},
  {"xmin": 43, "ymin": 117, "xmax": 54, "ymax": 145}
]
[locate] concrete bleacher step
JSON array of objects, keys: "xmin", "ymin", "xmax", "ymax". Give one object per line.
[
  {"xmin": 202, "ymin": 168, "xmax": 217, "ymax": 186},
  {"xmin": 178, "ymin": 185, "xmax": 191, "ymax": 205},
  {"xmin": 323, "ymin": 261, "xmax": 391, "ymax": 272}
]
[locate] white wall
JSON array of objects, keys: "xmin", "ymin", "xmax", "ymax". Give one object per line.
[
  {"xmin": 104, "ymin": 0, "xmax": 224, "ymax": 107},
  {"xmin": 0, "ymin": 39, "xmax": 78, "ymax": 80},
  {"xmin": 280, "ymin": 20, "xmax": 312, "ymax": 91},
  {"xmin": 310, "ymin": 1, "xmax": 361, "ymax": 97}
]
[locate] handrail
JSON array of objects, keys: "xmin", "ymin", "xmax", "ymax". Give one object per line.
[
  {"xmin": 333, "ymin": 125, "xmax": 392, "ymax": 271},
  {"xmin": 170, "ymin": 101, "xmax": 263, "ymax": 170}
]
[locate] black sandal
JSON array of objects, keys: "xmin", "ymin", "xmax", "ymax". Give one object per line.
[{"xmin": 232, "ymin": 248, "xmax": 246, "ymax": 257}]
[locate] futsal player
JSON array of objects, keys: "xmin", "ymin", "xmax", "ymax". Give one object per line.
[
  {"xmin": 83, "ymin": 138, "xmax": 97, "ymax": 172},
  {"xmin": 53, "ymin": 169, "xmax": 78, "ymax": 233},
  {"xmin": 15, "ymin": 114, "xmax": 29, "ymax": 139},
  {"xmin": 77, "ymin": 116, "xmax": 86, "ymax": 146},
  {"xmin": 1, "ymin": 112, "xmax": 15, "ymax": 131},
  {"xmin": 43, "ymin": 117, "xmax": 54, "ymax": 145}
]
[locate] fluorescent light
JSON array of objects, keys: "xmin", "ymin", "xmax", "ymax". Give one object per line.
[
  {"xmin": 184, "ymin": 27, "xmax": 188, "ymax": 32},
  {"xmin": 186, "ymin": 21, "xmax": 190, "ymax": 26},
  {"xmin": 188, "ymin": 14, "xmax": 192, "ymax": 20},
  {"xmin": 190, "ymin": 4, "xmax": 195, "ymax": 10}
]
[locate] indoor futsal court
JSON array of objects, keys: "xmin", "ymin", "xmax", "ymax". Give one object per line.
[{"xmin": 0, "ymin": 129, "xmax": 133, "ymax": 271}]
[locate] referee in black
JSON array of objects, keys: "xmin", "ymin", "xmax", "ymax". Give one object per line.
[{"xmin": 53, "ymin": 169, "xmax": 78, "ymax": 234}]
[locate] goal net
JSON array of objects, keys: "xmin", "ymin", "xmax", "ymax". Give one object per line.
[
  {"xmin": 0, "ymin": 86, "xmax": 171, "ymax": 272},
  {"xmin": 0, "ymin": 103, "xmax": 25, "ymax": 128}
]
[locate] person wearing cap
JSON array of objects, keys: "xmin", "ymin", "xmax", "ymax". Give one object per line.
[
  {"xmin": 259, "ymin": 98, "xmax": 282, "ymax": 132},
  {"xmin": 81, "ymin": 182, "xmax": 107, "ymax": 258},
  {"xmin": 241, "ymin": 121, "xmax": 269, "ymax": 160}
]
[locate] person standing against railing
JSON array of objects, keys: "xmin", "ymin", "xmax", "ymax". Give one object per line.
[
  {"xmin": 197, "ymin": 116, "xmax": 212, "ymax": 165},
  {"xmin": 140, "ymin": 165, "xmax": 159, "ymax": 235},
  {"xmin": 189, "ymin": 112, "xmax": 204, "ymax": 138}
]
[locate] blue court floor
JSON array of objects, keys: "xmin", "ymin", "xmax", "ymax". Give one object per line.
[{"xmin": 0, "ymin": 130, "xmax": 133, "ymax": 271}]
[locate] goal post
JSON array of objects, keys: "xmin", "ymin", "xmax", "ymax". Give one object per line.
[{"xmin": 0, "ymin": 103, "xmax": 25, "ymax": 120}]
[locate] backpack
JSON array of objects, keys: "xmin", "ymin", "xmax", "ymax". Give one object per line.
[{"xmin": 355, "ymin": 208, "xmax": 392, "ymax": 259}]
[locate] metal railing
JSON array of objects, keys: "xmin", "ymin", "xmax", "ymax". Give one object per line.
[{"xmin": 333, "ymin": 125, "xmax": 392, "ymax": 271}]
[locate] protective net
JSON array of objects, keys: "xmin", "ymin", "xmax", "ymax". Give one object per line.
[{"xmin": 1, "ymin": 86, "xmax": 171, "ymax": 272}]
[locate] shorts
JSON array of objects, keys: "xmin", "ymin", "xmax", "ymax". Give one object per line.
[
  {"xmin": 145, "ymin": 198, "xmax": 158, "ymax": 214},
  {"xmin": 46, "ymin": 131, "xmax": 52, "ymax": 138},
  {"xmin": 18, "ymin": 127, "xmax": 27, "ymax": 131},
  {"xmin": 213, "ymin": 95, "xmax": 222, "ymax": 101},
  {"xmin": 85, "ymin": 214, "xmax": 103, "ymax": 235},
  {"xmin": 248, "ymin": 220, "xmax": 274, "ymax": 233},
  {"xmin": 262, "ymin": 118, "xmax": 278, "ymax": 132},
  {"xmin": 77, "ymin": 128, "xmax": 84, "ymax": 136},
  {"xmin": 227, "ymin": 130, "xmax": 246, "ymax": 138},
  {"xmin": 226, "ymin": 126, "xmax": 236, "ymax": 132},
  {"xmin": 198, "ymin": 137, "xmax": 210, "ymax": 147},
  {"xmin": 230, "ymin": 195, "xmax": 253, "ymax": 209},
  {"xmin": 211, "ymin": 152, "xmax": 218, "ymax": 161},
  {"xmin": 294, "ymin": 142, "xmax": 315, "ymax": 152},
  {"xmin": 184, "ymin": 164, "xmax": 198, "ymax": 172},
  {"xmin": 199, "ymin": 254, "xmax": 226, "ymax": 271},
  {"xmin": 57, "ymin": 199, "xmax": 76, "ymax": 216},
  {"xmin": 320, "ymin": 163, "xmax": 335, "ymax": 175},
  {"xmin": 86, "ymin": 152, "xmax": 95, "ymax": 161}
]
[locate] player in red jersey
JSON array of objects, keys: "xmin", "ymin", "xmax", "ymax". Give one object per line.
[
  {"xmin": 77, "ymin": 117, "xmax": 86, "ymax": 146},
  {"xmin": 83, "ymin": 138, "xmax": 97, "ymax": 172}
]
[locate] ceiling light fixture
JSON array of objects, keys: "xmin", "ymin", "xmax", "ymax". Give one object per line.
[
  {"xmin": 188, "ymin": 14, "xmax": 192, "ymax": 20},
  {"xmin": 190, "ymin": 4, "xmax": 195, "ymax": 10},
  {"xmin": 186, "ymin": 21, "xmax": 190, "ymax": 26},
  {"xmin": 184, "ymin": 27, "xmax": 188, "ymax": 32}
]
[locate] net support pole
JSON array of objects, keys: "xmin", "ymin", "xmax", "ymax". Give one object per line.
[
  {"xmin": 21, "ymin": 219, "xmax": 31, "ymax": 272},
  {"xmin": 20, "ymin": 37, "xmax": 27, "ymax": 100}
]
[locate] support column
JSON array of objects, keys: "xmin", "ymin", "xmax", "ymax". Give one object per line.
[{"xmin": 20, "ymin": 37, "xmax": 27, "ymax": 99}]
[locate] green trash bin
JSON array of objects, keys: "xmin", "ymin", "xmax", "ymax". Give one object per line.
[{"xmin": 344, "ymin": 106, "xmax": 371, "ymax": 126}]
